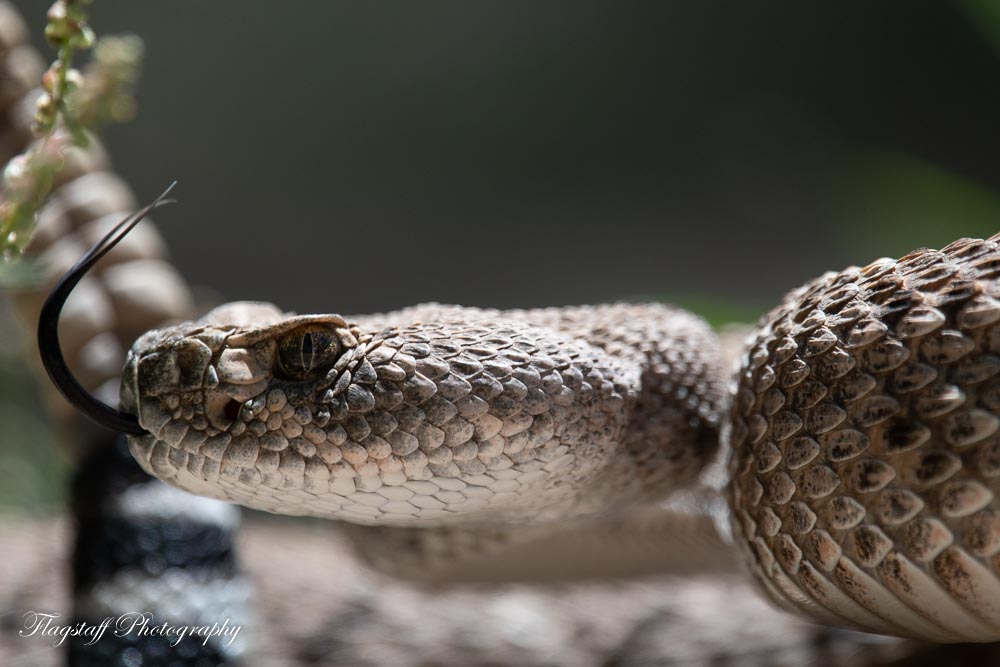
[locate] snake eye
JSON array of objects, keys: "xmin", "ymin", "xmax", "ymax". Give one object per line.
[{"xmin": 276, "ymin": 326, "xmax": 341, "ymax": 381}]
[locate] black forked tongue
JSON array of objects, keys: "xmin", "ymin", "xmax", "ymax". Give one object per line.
[{"xmin": 37, "ymin": 182, "xmax": 178, "ymax": 436}]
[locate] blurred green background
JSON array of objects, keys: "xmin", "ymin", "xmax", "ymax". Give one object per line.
[{"xmin": 2, "ymin": 1, "xmax": 999, "ymax": 513}]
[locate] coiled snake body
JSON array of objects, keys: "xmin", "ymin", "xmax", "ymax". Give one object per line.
[{"xmin": 729, "ymin": 239, "xmax": 1000, "ymax": 642}]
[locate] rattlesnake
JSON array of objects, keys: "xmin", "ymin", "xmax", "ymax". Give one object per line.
[
  {"xmin": 82, "ymin": 223, "xmax": 998, "ymax": 643},
  {"xmin": 3, "ymin": 2, "xmax": 1000, "ymax": 664}
]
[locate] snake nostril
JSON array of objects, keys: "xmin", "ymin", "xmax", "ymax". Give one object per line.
[
  {"xmin": 223, "ymin": 399, "xmax": 242, "ymax": 423},
  {"xmin": 204, "ymin": 391, "xmax": 244, "ymax": 430}
]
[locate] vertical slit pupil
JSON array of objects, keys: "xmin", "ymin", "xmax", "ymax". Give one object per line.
[{"xmin": 301, "ymin": 332, "xmax": 315, "ymax": 371}]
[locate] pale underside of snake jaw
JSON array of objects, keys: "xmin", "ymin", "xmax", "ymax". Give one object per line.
[
  {"xmin": 728, "ymin": 234, "xmax": 1000, "ymax": 642},
  {"xmin": 121, "ymin": 301, "xmax": 726, "ymax": 529}
]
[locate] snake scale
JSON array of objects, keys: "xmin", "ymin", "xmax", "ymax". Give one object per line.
[{"xmin": 2, "ymin": 2, "xmax": 999, "ymax": 663}]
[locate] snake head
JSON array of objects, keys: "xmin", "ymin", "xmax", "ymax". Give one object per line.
[
  {"xmin": 122, "ymin": 302, "xmax": 357, "ymax": 426},
  {"xmin": 120, "ymin": 301, "xmax": 376, "ymax": 506}
]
